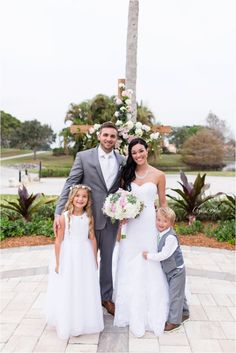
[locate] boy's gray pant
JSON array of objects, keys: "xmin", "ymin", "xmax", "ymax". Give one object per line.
[{"xmin": 166, "ymin": 267, "xmax": 189, "ymax": 324}]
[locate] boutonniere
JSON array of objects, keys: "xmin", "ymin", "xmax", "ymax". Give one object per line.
[{"xmin": 119, "ymin": 159, "xmax": 126, "ymax": 171}]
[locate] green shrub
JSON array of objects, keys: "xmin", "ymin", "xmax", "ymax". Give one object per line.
[
  {"xmin": 35, "ymin": 202, "xmax": 57, "ymax": 220},
  {"xmin": 175, "ymin": 220, "xmax": 204, "ymax": 235},
  {"xmin": 0, "ymin": 215, "xmax": 54, "ymax": 240},
  {"xmin": 205, "ymin": 220, "xmax": 236, "ymax": 245},
  {"xmin": 41, "ymin": 168, "xmax": 71, "ymax": 177}
]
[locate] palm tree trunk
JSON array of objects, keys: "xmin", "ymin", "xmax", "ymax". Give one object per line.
[{"xmin": 125, "ymin": 0, "xmax": 139, "ymax": 122}]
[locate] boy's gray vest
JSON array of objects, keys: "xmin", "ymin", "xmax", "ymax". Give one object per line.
[{"xmin": 158, "ymin": 228, "xmax": 184, "ymax": 274}]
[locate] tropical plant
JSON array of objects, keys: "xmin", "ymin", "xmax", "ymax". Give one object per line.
[
  {"xmin": 166, "ymin": 171, "xmax": 222, "ymax": 224},
  {"xmin": 1, "ymin": 185, "xmax": 57, "ymax": 221},
  {"xmin": 220, "ymin": 194, "xmax": 236, "ymax": 219}
]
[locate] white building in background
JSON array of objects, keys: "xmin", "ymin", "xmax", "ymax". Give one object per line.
[{"xmin": 163, "ymin": 138, "xmax": 177, "ymax": 153}]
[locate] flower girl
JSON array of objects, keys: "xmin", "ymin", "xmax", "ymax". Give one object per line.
[{"xmin": 44, "ymin": 184, "xmax": 104, "ymax": 339}]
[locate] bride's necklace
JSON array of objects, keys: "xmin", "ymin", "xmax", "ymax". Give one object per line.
[{"xmin": 135, "ymin": 168, "xmax": 150, "ymax": 180}]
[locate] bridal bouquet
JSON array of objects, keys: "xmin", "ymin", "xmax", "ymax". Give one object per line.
[{"xmin": 103, "ymin": 188, "xmax": 144, "ymax": 238}]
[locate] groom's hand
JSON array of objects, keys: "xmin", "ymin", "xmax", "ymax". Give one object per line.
[
  {"xmin": 142, "ymin": 251, "xmax": 149, "ymax": 260},
  {"xmin": 53, "ymin": 215, "xmax": 61, "ymax": 237}
]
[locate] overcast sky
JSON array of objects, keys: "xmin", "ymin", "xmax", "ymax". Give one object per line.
[{"xmin": 1, "ymin": 0, "xmax": 235, "ymax": 139}]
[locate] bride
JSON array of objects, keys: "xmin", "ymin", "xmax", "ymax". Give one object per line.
[{"xmin": 113, "ymin": 138, "xmax": 169, "ymax": 337}]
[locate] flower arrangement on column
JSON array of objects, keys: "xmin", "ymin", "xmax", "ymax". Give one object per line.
[{"xmin": 81, "ymin": 83, "xmax": 162, "ymax": 156}]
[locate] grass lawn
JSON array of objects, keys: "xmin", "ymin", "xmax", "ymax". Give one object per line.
[
  {"xmin": 1, "ymin": 152, "xmax": 74, "ymax": 169},
  {"xmin": 1, "ymin": 148, "xmax": 32, "ymax": 158}
]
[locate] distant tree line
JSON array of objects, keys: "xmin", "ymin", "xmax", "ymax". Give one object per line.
[
  {"xmin": 1, "ymin": 111, "xmax": 56, "ymax": 159},
  {"xmin": 1, "ymin": 98, "xmax": 235, "ymax": 171}
]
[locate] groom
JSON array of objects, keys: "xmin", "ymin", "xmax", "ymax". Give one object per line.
[{"xmin": 54, "ymin": 121, "xmax": 125, "ymax": 315}]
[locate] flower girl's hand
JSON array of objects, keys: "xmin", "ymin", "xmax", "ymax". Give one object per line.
[
  {"xmin": 142, "ymin": 251, "xmax": 148, "ymax": 260},
  {"xmin": 55, "ymin": 266, "xmax": 59, "ymax": 274}
]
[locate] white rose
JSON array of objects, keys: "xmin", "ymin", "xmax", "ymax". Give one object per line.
[
  {"xmin": 135, "ymin": 128, "xmax": 143, "ymax": 137},
  {"xmin": 89, "ymin": 127, "xmax": 95, "ymax": 134},
  {"xmin": 125, "ymin": 99, "xmax": 131, "ymax": 106},
  {"xmin": 142, "ymin": 124, "xmax": 151, "ymax": 132},
  {"xmin": 127, "ymin": 113, "xmax": 132, "ymax": 120},
  {"xmin": 115, "ymin": 120, "xmax": 123, "ymax": 126},
  {"xmin": 94, "ymin": 124, "xmax": 101, "ymax": 131},
  {"xmin": 114, "ymin": 111, "xmax": 120, "ymax": 117},
  {"xmin": 126, "ymin": 120, "xmax": 134, "ymax": 130},
  {"xmin": 115, "ymin": 98, "xmax": 122, "ymax": 105},
  {"xmin": 135, "ymin": 122, "xmax": 142, "ymax": 129},
  {"xmin": 119, "ymin": 83, "xmax": 125, "ymax": 88},
  {"xmin": 150, "ymin": 132, "xmax": 160, "ymax": 140}
]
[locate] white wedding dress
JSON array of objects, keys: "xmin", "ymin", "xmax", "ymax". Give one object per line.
[{"xmin": 113, "ymin": 182, "xmax": 169, "ymax": 337}]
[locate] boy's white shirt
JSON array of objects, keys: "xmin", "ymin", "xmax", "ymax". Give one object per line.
[{"xmin": 147, "ymin": 227, "xmax": 184, "ymax": 268}]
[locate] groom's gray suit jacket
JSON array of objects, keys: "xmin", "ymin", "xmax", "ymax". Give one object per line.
[{"xmin": 55, "ymin": 147, "xmax": 125, "ymax": 230}]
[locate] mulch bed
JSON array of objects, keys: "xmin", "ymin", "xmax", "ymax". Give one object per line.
[{"xmin": 0, "ymin": 234, "xmax": 235, "ymax": 251}]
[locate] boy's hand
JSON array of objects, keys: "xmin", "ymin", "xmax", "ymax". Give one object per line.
[{"xmin": 142, "ymin": 251, "xmax": 149, "ymax": 260}]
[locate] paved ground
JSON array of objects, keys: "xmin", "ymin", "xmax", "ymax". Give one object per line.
[{"xmin": 0, "ymin": 244, "xmax": 235, "ymax": 353}]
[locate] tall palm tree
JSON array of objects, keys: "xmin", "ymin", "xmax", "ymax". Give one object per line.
[{"xmin": 125, "ymin": 0, "xmax": 139, "ymax": 122}]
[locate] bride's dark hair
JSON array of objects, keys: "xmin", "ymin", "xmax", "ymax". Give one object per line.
[{"xmin": 121, "ymin": 138, "xmax": 148, "ymax": 190}]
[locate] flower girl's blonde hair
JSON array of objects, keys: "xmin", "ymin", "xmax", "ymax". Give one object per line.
[{"xmin": 64, "ymin": 185, "xmax": 93, "ymax": 234}]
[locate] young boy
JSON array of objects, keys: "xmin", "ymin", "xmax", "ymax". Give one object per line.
[{"xmin": 143, "ymin": 207, "xmax": 189, "ymax": 332}]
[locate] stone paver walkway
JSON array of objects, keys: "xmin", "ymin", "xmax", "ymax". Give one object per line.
[{"xmin": 0, "ymin": 244, "xmax": 235, "ymax": 353}]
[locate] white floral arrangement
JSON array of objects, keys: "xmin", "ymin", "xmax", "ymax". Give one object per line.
[
  {"xmin": 83, "ymin": 83, "xmax": 162, "ymax": 156},
  {"xmin": 103, "ymin": 188, "xmax": 144, "ymax": 223}
]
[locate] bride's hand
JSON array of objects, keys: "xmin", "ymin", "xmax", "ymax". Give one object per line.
[{"xmin": 120, "ymin": 219, "xmax": 128, "ymax": 225}]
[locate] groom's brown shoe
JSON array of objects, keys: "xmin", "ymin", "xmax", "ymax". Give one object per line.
[
  {"xmin": 102, "ymin": 301, "xmax": 115, "ymax": 316},
  {"xmin": 164, "ymin": 322, "xmax": 180, "ymax": 332},
  {"xmin": 182, "ymin": 314, "xmax": 190, "ymax": 323}
]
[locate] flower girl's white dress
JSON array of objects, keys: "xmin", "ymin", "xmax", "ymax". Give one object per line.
[{"xmin": 44, "ymin": 211, "xmax": 104, "ymax": 339}]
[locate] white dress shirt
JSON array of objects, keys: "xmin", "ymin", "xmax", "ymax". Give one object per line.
[
  {"xmin": 147, "ymin": 227, "xmax": 184, "ymax": 268},
  {"xmin": 98, "ymin": 145, "xmax": 118, "ymax": 189}
]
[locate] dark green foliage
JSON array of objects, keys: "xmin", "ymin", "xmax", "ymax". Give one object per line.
[
  {"xmin": 0, "ymin": 215, "xmax": 54, "ymax": 240},
  {"xmin": 167, "ymin": 171, "xmax": 222, "ymax": 223},
  {"xmin": 41, "ymin": 168, "xmax": 71, "ymax": 177},
  {"xmin": 168, "ymin": 125, "xmax": 202, "ymax": 150},
  {"xmin": 0, "ymin": 111, "xmax": 22, "ymax": 147},
  {"xmin": 220, "ymin": 194, "xmax": 236, "ymax": 219},
  {"xmin": 1, "ymin": 185, "xmax": 57, "ymax": 221},
  {"xmin": 35, "ymin": 203, "xmax": 56, "ymax": 220},
  {"xmin": 205, "ymin": 220, "xmax": 235, "ymax": 245},
  {"xmin": 13, "ymin": 119, "xmax": 56, "ymax": 159},
  {"xmin": 175, "ymin": 220, "xmax": 204, "ymax": 235}
]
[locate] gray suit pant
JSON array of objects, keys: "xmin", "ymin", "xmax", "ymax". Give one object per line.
[
  {"xmin": 166, "ymin": 267, "xmax": 189, "ymax": 324},
  {"xmin": 95, "ymin": 220, "xmax": 118, "ymax": 301}
]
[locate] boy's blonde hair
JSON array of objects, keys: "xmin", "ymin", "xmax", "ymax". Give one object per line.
[{"xmin": 157, "ymin": 207, "xmax": 176, "ymax": 226}]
